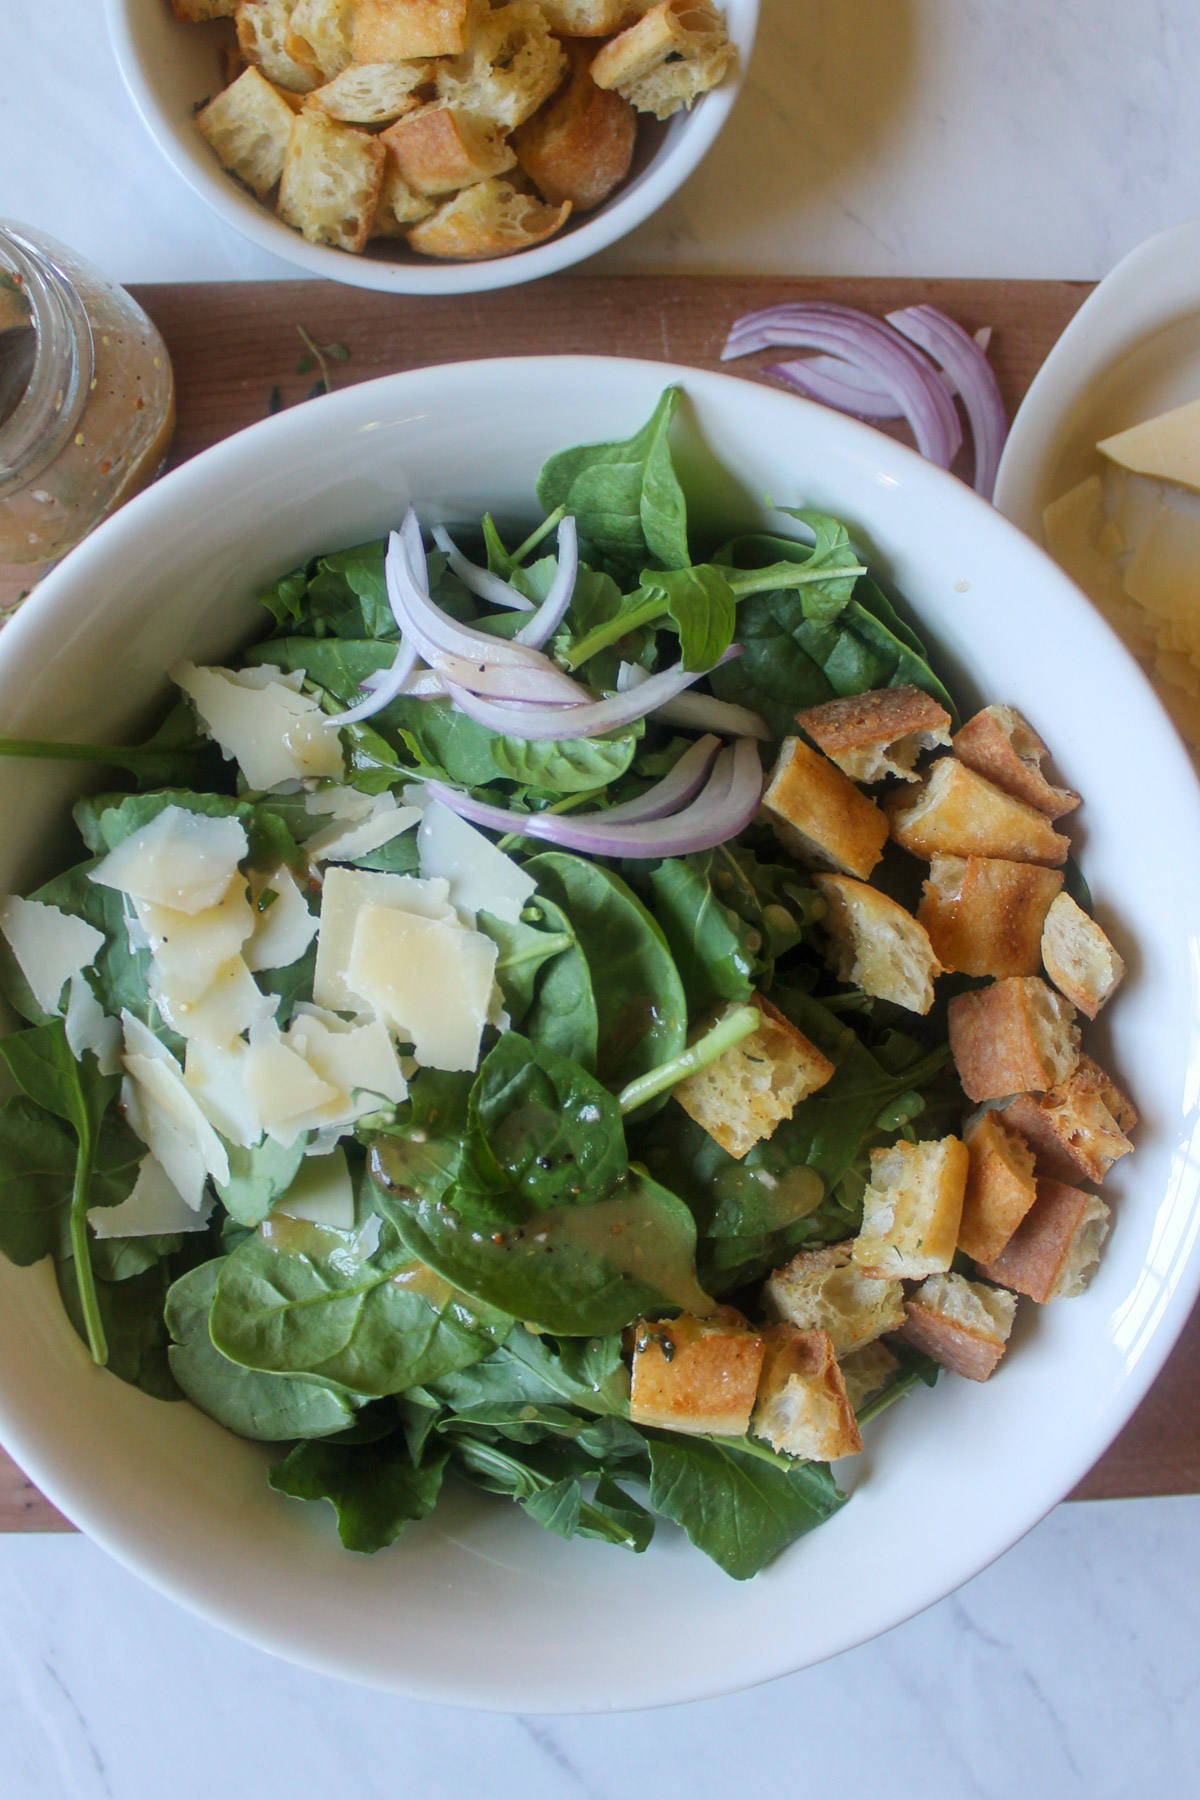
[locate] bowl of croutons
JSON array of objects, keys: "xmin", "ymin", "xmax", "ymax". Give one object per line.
[{"xmin": 106, "ymin": 0, "xmax": 757, "ymax": 290}]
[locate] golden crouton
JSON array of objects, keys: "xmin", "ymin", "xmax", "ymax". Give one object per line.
[
  {"xmin": 797, "ymin": 684, "xmax": 952, "ymax": 784},
  {"xmin": 813, "ymin": 873, "xmax": 940, "ymax": 1014},
  {"xmin": 436, "ymin": 2, "xmax": 568, "ymax": 131},
  {"xmin": 406, "ymin": 176, "xmax": 571, "ymax": 257},
  {"xmin": 592, "ymin": 0, "xmax": 735, "ymax": 119},
  {"xmin": 918, "ymin": 854, "xmax": 1064, "ymax": 978},
  {"xmin": 236, "ymin": 0, "xmax": 320, "ymax": 91},
  {"xmin": 1040, "ymin": 892, "xmax": 1126, "ymax": 1019},
  {"xmin": 761, "ymin": 1241, "xmax": 905, "ymax": 1355},
  {"xmin": 762, "ymin": 736, "xmax": 889, "ymax": 881},
  {"xmin": 1002, "ymin": 1054, "xmax": 1136, "ymax": 1186},
  {"xmin": 751, "ymin": 1325, "xmax": 863, "ymax": 1460},
  {"xmin": 286, "ymin": 0, "xmax": 355, "ymax": 79},
  {"xmin": 852, "ymin": 1136, "xmax": 969, "ymax": 1280},
  {"xmin": 977, "ymin": 1178, "xmax": 1110, "ymax": 1301},
  {"xmin": 370, "ymin": 162, "xmax": 436, "ymax": 234},
  {"xmin": 380, "ymin": 104, "xmax": 517, "ymax": 194},
  {"xmin": 352, "ymin": 0, "xmax": 470, "ymax": 59},
  {"xmin": 197, "ymin": 65, "xmax": 297, "ymax": 197},
  {"xmin": 898, "ymin": 1271, "xmax": 1017, "ymax": 1382},
  {"xmin": 277, "ymin": 110, "xmax": 386, "ymax": 250},
  {"xmin": 885, "ymin": 757, "xmax": 1069, "ymax": 866},
  {"xmin": 952, "ymin": 704, "xmax": 1081, "ymax": 821},
  {"xmin": 959, "ymin": 1108, "xmax": 1037, "ymax": 1264},
  {"xmin": 306, "ymin": 60, "xmax": 432, "ymax": 124},
  {"xmin": 673, "ymin": 994, "xmax": 835, "ymax": 1161},
  {"xmin": 513, "ymin": 39, "xmax": 637, "ymax": 210},
  {"xmin": 948, "ymin": 976, "xmax": 1079, "ymax": 1103},
  {"xmin": 630, "ymin": 1306, "xmax": 764, "ymax": 1436},
  {"xmin": 172, "ymin": 0, "xmax": 237, "ymax": 19},
  {"xmin": 838, "ymin": 1340, "xmax": 900, "ymax": 1413},
  {"xmin": 538, "ymin": 0, "xmax": 646, "ymax": 30}
]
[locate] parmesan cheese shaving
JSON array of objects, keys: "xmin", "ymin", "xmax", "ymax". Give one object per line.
[
  {"xmin": 346, "ymin": 903, "xmax": 497, "ymax": 1071},
  {"xmin": 89, "ymin": 1154, "xmax": 214, "ymax": 1238},
  {"xmin": 0, "ymin": 894, "xmax": 104, "ymax": 1017},
  {"xmin": 312, "ymin": 866, "xmax": 455, "ymax": 1014},
  {"xmin": 173, "ymin": 661, "xmax": 344, "ymax": 790},
  {"xmin": 91, "ymin": 807, "xmax": 248, "ymax": 914},
  {"xmin": 417, "ymin": 798, "xmax": 536, "ymax": 926}
]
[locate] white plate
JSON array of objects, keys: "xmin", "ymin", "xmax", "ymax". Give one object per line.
[{"xmin": 1, "ymin": 357, "xmax": 1199, "ymax": 1711}]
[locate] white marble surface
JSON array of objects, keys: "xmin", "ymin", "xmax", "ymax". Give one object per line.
[{"xmin": 0, "ymin": 1498, "xmax": 1196, "ymax": 1795}]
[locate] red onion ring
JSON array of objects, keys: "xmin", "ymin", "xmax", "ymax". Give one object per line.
[
  {"xmin": 616, "ymin": 661, "xmax": 770, "ymax": 740},
  {"xmin": 431, "ymin": 525, "xmax": 534, "ymax": 611},
  {"xmin": 386, "ymin": 514, "xmax": 570, "ymax": 673},
  {"xmin": 431, "ymin": 652, "xmax": 589, "ymax": 705},
  {"xmin": 441, "ymin": 647, "xmax": 743, "ymax": 742},
  {"xmin": 334, "ymin": 640, "xmax": 420, "ymax": 726},
  {"xmin": 886, "ymin": 305, "xmax": 1007, "ymax": 499},
  {"xmin": 514, "ymin": 516, "xmax": 579, "ymax": 649}
]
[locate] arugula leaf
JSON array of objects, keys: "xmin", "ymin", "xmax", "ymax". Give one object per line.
[
  {"xmin": 536, "ymin": 388, "xmax": 689, "ymax": 573},
  {"xmin": 646, "ymin": 1433, "xmax": 845, "ymax": 1579},
  {"xmin": 0, "ymin": 1097, "xmax": 141, "ymax": 1265},
  {"xmin": 214, "ymin": 1137, "xmax": 306, "ymax": 1229},
  {"xmin": 446, "ymin": 1429, "xmax": 653, "ymax": 1551},
  {"xmin": 269, "ymin": 1433, "xmax": 448, "ymax": 1552},
  {"xmin": 55, "ymin": 1254, "xmax": 180, "ymax": 1399},
  {"xmin": 167, "ymin": 1260, "xmax": 359, "ymax": 1440},
  {"xmin": 258, "ymin": 565, "xmax": 309, "ymax": 627},
  {"xmin": 428, "ymin": 1326, "xmax": 630, "ymax": 1416},
  {"xmin": 647, "ymin": 855, "xmax": 760, "ymax": 1009}
]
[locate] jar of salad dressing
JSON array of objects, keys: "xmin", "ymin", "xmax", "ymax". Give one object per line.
[{"xmin": 0, "ymin": 223, "xmax": 175, "ymax": 588}]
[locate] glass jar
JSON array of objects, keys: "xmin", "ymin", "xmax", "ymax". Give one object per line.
[{"xmin": 0, "ymin": 223, "xmax": 175, "ymax": 584}]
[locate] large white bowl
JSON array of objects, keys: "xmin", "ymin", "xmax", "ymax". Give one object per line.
[
  {"xmin": 105, "ymin": 0, "xmax": 758, "ymax": 294},
  {"xmin": 2, "ymin": 358, "xmax": 1199, "ymax": 1711}
]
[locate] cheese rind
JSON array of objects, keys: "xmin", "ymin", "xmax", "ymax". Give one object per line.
[
  {"xmin": 1098, "ymin": 396, "xmax": 1200, "ymax": 494},
  {"xmin": 346, "ymin": 903, "xmax": 497, "ymax": 1070}
]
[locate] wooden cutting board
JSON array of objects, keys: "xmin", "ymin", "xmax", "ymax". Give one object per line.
[{"xmin": 2, "ymin": 272, "xmax": 1194, "ymax": 1531}]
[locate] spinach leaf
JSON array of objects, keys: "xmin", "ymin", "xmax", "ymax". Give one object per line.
[
  {"xmin": 244, "ymin": 636, "xmax": 396, "ymax": 704},
  {"xmin": 55, "ymin": 1254, "xmax": 180, "ymax": 1400},
  {"xmin": 646, "ymin": 1433, "xmax": 845, "ymax": 1579},
  {"xmin": 167, "ymin": 1260, "xmax": 359, "ymax": 1441},
  {"xmin": 258, "ymin": 565, "xmax": 309, "ymax": 628},
  {"xmin": 0, "ymin": 1096, "xmax": 140, "ymax": 1266},
  {"xmin": 269, "ymin": 1434, "xmax": 447, "ymax": 1552},
  {"xmin": 428, "ymin": 1326, "xmax": 630, "ymax": 1416},
  {"xmin": 209, "ymin": 1218, "xmax": 512, "ymax": 1396},
  {"xmin": 385, "ymin": 696, "xmax": 507, "ymax": 788},
  {"xmin": 523, "ymin": 853, "xmax": 687, "ymax": 1093},
  {"xmin": 32, "ymin": 859, "xmax": 152, "ymax": 1026},
  {"xmin": 536, "ymin": 387, "xmax": 689, "ymax": 573},
  {"xmin": 487, "ymin": 732, "xmax": 639, "ymax": 794},
  {"xmin": 0, "ymin": 703, "xmax": 225, "ymax": 792},
  {"xmin": 261, "ymin": 541, "xmax": 395, "ymax": 641},
  {"xmin": 467, "ymin": 1031, "xmax": 628, "ymax": 1214},
  {"xmin": 215, "ymin": 1137, "xmax": 306, "ymax": 1229},
  {"xmin": 476, "ymin": 909, "xmax": 576, "ymax": 1028},
  {"xmin": 647, "ymin": 855, "xmax": 760, "ymax": 1009},
  {"xmin": 519, "ymin": 894, "xmax": 598, "ymax": 1068},
  {"xmin": 637, "ymin": 564, "xmax": 736, "ymax": 671}
]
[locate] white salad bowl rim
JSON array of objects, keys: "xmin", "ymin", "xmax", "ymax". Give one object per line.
[
  {"xmin": 1, "ymin": 355, "xmax": 1199, "ymax": 1711},
  {"xmin": 103, "ymin": 0, "xmax": 760, "ymax": 295}
]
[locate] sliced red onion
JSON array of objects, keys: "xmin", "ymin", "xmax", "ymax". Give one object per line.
[
  {"xmin": 584, "ymin": 732, "xmax": 721, "ymax": 822},
  {"xmin": 514, "ymin": 516, "xmax": 578, "ymax": 649},
  {"xmin": 886, "ymin": 305, "xmax": 1007, "ymax": 499},
  {"xmin": 430, "ymin": 525, "xmax": 534, "ymax": 612},
  {"xmin": 386, "ymin": 514, "xmax": 567, "ymax": 673},
  {"xmin": 441, "ymin": 647, "xmax": 742, "ymax": 742},
  {"xmin": 334, "ymin": 639, "xmax": 420, "ymax": 726},
  {"xmin": 774, "ymin": 355, "xmax": 906, "ymax": 420},
  {"xmin": 431, "ymin": 652, "xmax": 589, "ymax": 705},
  {"xmin": 427, "ymin": 737, "xmax": 762, "ymax": 857},
  {"xmin": 616, "ymin": 660, "xmax": 770, "ymax": 740}
]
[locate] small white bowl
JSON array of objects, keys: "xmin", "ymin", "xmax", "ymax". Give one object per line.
[
  {"xmin": 104, "ymin": 0, "xmax": 758, "ymax": 294},
  {"xmin": 2, "ymin": 358, "xmax": 1200, "ymax": 1710}
]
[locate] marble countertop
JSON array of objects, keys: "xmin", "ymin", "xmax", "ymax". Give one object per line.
[{"xmin": 1, "ymin": 0, "xmax": 1199, "ymax": 1784}]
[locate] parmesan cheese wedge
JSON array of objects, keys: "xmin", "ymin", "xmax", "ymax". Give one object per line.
[
  {"xmin": 120, "ymin": 1012, "xmax": 230, "ymax": 1207},
  {"xmin": 417, "ymin": 799, "xmax": 536, "ymax": 926},
  {"xmin": 1042, "ymin": 477, "xmax": 1158, "ymax": 657},
  {"xmin": 184, "ymin": 1039, "xmax": 263, "ymax": 1147},
  {"xmin": 346, "ymin": 903, "xmax": 497, "ymax": 1070},
  {"xmin": 272, "ymin": 1146, "xmax": 356, "ymax": 1230},
  {"xmin": 173, "ymin": 662, "xmax": 344, "ymax": 791},
  {"xmin": 89, "ymin": 1154, "xmax": 214, "ymax": 1238},
  {"xmin": 91, "ymin": 807, "xmax": 248, "ymax": 914},
  {"xmin": 0, "ymin": 894, "xmax": 104, "ymax": 1017},
  {"xmin": 312, "ymin": 866, "xmax": 456, "ymax": 1013},
  {"xmin": 1098, "ymin": 396, "xmax": 1200, "ymax": 494}
]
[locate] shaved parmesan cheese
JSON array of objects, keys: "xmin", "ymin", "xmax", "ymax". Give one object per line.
[
  {"xmin": 244, "ymin": 866, "xmax": 318, "ymax": 972},
  {"xmin": 417, "ymin": 799, "xmax": 536, "ymax": 926},
  {"xmin": 64, "ymin": 974, "xmax": 122, "ymax": 1076},
  {"xmin": 246, "ymin": 1025, "xmax": 342, "ymax": 1147},
  {"xmin": 150, "ymin": 953, "xmax": 276, "ymax": 1048},
  {"xmin": 90, "ymin": 1154, "xmax": 213, "ymax": 1238},
  {"xmin": 312, "ymin": 866, "xmax": 455, "ymax": 1014},
  {"xmin": 306, "ymin": 796, "xmax": 422, "ymax": 867},
  {"xmin": 173, "ymin": 661, "xmax": 344, "ymax": 791},
  {"xmin": 134, "ymin": 880, "xmax": 255, "ymax": 1003},
  {"xmin": 347, "ymin": 904, "xmax": 496, "ymax": 1071},
  {"xmin": 1098, "ymin": 395, "xmax": 1200, "ymax": 493},
  {"xmin": 184, "ymin": 1039, "xmax": 262, "ymax": 1147},
  {"xmin": 1042, "ymin": 478, "xmax": 1159, "ymax": 657},
  {"xmin": 92, "ymin": 807, "xmax": 248, "ymax": 915},
  {"xmin": 1124, "ymin": 505, "xmax": 1200, "ymax": 632},
  {"xmin": 288, "ymin": 1007, "xmax": 407, "ymax": 1114},
  {"xmin": 0, "ymin": 894, "xmax": 104, "ymax": 1017},
  {"xmin": 120, "ymin": 1012, "xmax": 230, "ymax": 1206},
  {"xmin": 272, "ymin": 1147, "xmax": 356, "ymax": 1230},
  {"xmin": 305, "ymin": 787, "xmax": 376, "ymax": 822}
]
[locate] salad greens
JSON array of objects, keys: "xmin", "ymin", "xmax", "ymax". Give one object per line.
[{"xmin": 0, "ymin": 390, "xmax": 964, "ymax": 1581}]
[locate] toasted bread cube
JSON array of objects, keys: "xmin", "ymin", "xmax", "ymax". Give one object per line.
[
  {"xmin": 172, "ymin": 0, "xmax": 237, "ymax": 19},
  {"xmin": 751, "ymin": 1325, "xmax": 863, "ymax": 1460},
  {"xmin": 406, "ymin": 176, "xmax": 571, "ymax": 257},
  {"xmin": 380, "ymin": 104, "xmax": 517, "ymax": 194},
  {"xmin": 538, "ymin": 0, "xmax": 646, "ymax": 30},
  {"xmin": 918, "ymin": 854, "xmax": 1064, "ymax": 979},
  {"xmin": 1002, "ymin": 1054, "xmax": 1136, "ymax": 1186},
  {"xmin": 959, "ymin": 1108, "xmax": 1037, "ymax": 1263},
  {"xmin": 307, "ymin": 60, "xmax": 432, "ymax": 124},
  {"xmin": 353, "ymin": 0, "xmax": 470, "ymax": 59},
  {"xmin": 630, "ymin": 1306, "xmax": 764, "ymax": 1435},
  {"xmin": 762, "ymin": 736, "xmax": 889, "ymax": 881},
  {"xmin": 1041, "ymin": 892, "xmax": 1125, "ymax": 1019},
  {"xmin": 592, "ymin": 0, "xmax": 734, "ymax": 119},
  {"xmin": 673, "ymin": 994, "xmax": 835, "ymax": 1161},
  {"xmin": 813, "ymin": 873, "xmax": 940, "ymax": 1014},
  {"xmin": 838, "ymin": 1340, "xmax": 900, "ymax": 1413},
  {"xmin": 898, "ymin": 1272, "xmax": 1017, "ymax": 1381},
  {"xmin": 277, "ymin": 110, "xmax": 386, "ymax": 250},
  {"xmin": 797, "ymin": 685, "xmax": 952, "ymax": 785},
  {"xmin": 436, "ymin": 2, "xmax": 568, "ymax": 131},
  {"xmin": 977, "ymin": 1177, "xmax": 1110, "ymax": 1301},
  {"xmin": 885, "ymin": 757, "xmax": 1069, "ymax": 866},
  {"xmin": 236, "ymin": 0, "xmax": 320, "ymax": 91},
  {"xmin": 762, "ymin": 1241, "xmax": 905, "ymax": 1355},
  {"xmin": 513, "ymin": 38, "xmax": 636, "ymax": 210},
  {"xmin": 948, "ymin": 976, "xmax": 1079, "ymax": 1103},
  {"xmin": 197, "ymin": 65, "xmax": 297, "ymax": 197},
  {"xmin": 952, "ymin": 704, "xmax": 1081, "ymax": 821},
  {"xmin": 286, "ymin": 0, "xmax": 354, "ymax": 78},
  {"xmin": 852, "ymin": 1136, "xmax": 969, "ymax": 1280},
  {"xmin": 370, "ymin": 162, "xmax": 436, "ymax": 234}
]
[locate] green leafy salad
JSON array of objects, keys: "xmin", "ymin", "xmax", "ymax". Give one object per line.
[{"xmin": 0, "ymin": 389, "xmax": 968, "ymax": 1581}]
